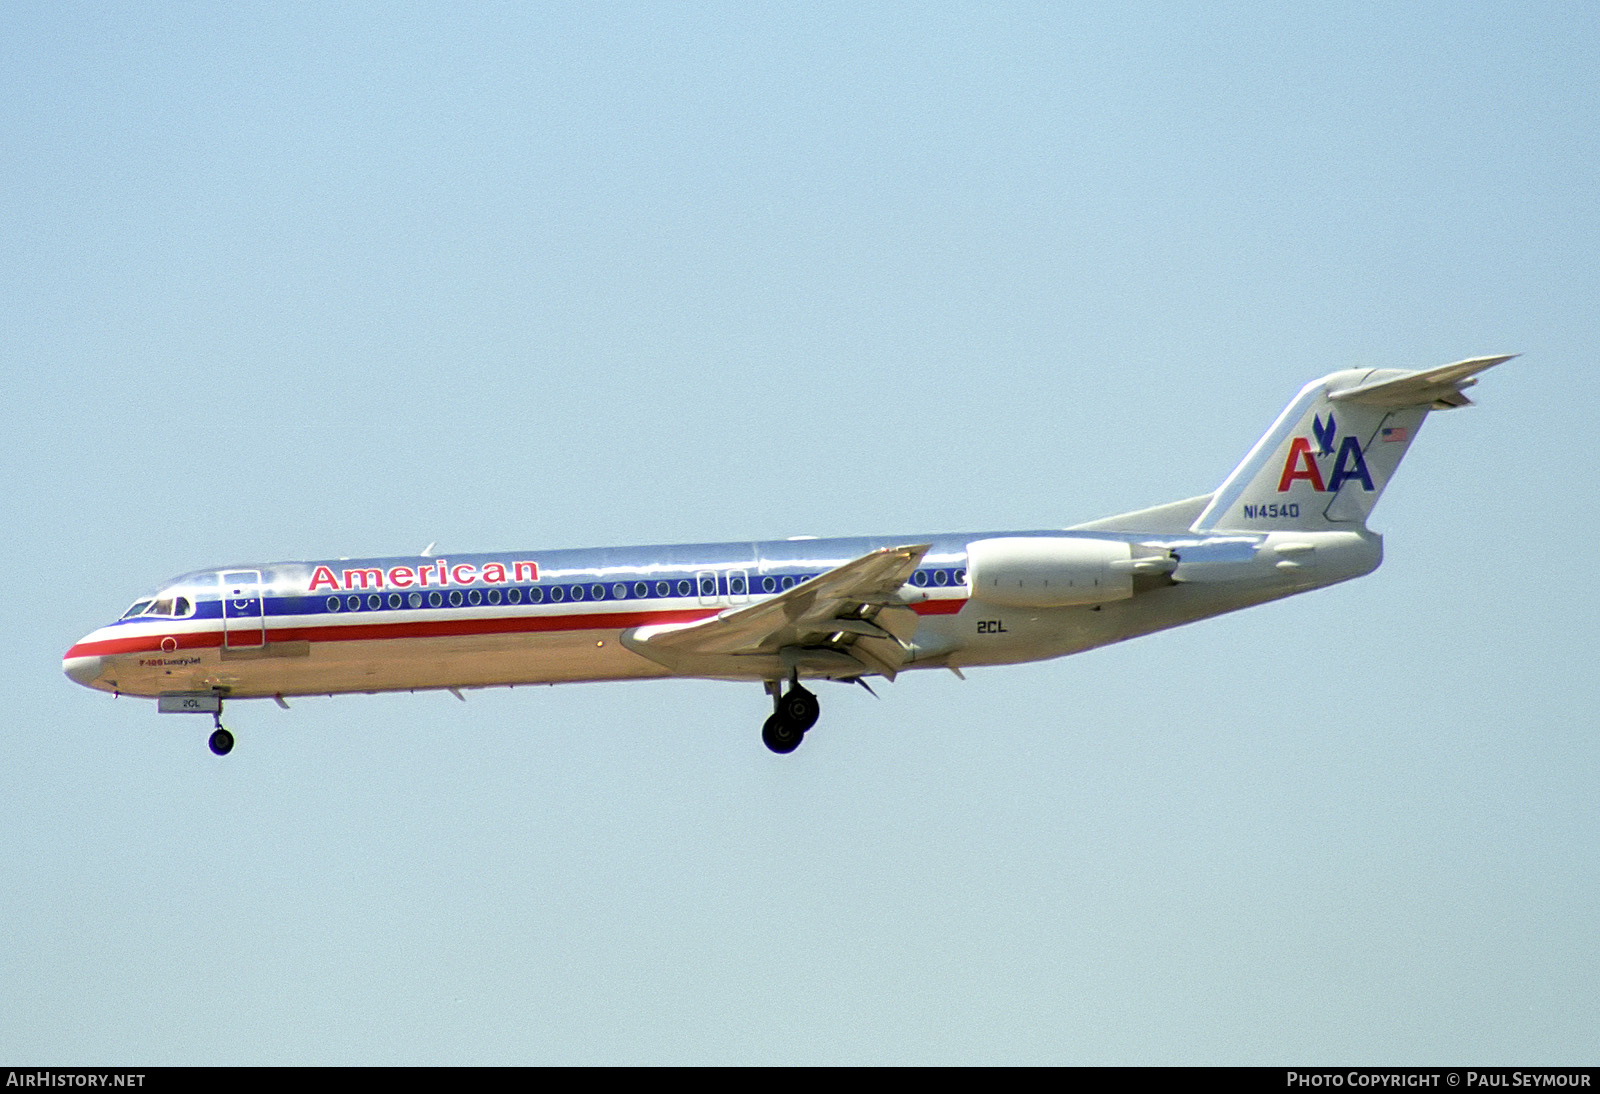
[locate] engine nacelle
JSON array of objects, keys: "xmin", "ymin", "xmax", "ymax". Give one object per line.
[{"xmin": 966, "ymin": 537, "xmax": 1141, "ymax": 607}]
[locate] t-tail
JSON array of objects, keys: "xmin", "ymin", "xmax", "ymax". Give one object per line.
[{"xmin": 1190, "ymin": 355, "xmax": 1516, "ymax": 534}]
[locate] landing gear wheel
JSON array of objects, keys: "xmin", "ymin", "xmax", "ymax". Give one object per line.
[
  {"xmin": 779, "ymin": 686, "xmax": 820, "ymax": 732},
  {"xmin": 762, "ymin": 714, "xmax": 803, "ymax": 754},
  {"xmin": 209, "ymin": 727, "xmax": 234, "ymax": 756}
]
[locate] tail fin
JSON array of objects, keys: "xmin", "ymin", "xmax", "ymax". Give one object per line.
[{"xmin": 1191, "ymin": 355, "xmax": 1515, "ymax": 534}]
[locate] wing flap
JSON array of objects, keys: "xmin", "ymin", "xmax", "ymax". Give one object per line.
[{"xmin": 622, "ymin": 544, "xmax": 932, "ymax": 673}]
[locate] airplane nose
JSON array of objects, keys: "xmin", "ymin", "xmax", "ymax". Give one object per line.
[{"xmin": 62, "ymin": 651, "xmax": 103, "ymax": 688}]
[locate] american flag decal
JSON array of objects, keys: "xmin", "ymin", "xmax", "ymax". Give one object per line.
[{"xmin": 1381, "ymin": 426, "xmax": 1408, "ymax": 443}]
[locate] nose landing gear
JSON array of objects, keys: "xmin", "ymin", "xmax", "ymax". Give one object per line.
[
  {"xmin": 158, "ymin": 691, "xmax": 235, "ymax": 756},
  {"xmin": 208, "ymin": 710, "xmax": 233, "ymax": 756},
  {"xmin": 762, "ymin": 676, "xmax": 820, "ymax": 754}
]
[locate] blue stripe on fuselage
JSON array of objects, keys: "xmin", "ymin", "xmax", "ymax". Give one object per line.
[{"xmin": 105, "ymin": 529, "xmax": 1134, "ymax": 627}]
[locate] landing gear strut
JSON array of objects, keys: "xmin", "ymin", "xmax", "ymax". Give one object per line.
[{"xmin": 762, "ymin": 675, "xmax": 819, "ymax": 754}]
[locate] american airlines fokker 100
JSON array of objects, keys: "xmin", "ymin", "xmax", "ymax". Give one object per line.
[{"xmin": 65, "ymin": 356, "xmax": 1512, "ymax": 756}]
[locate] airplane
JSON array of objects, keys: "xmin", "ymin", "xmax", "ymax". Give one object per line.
[{"xmin": 63, "ymin": 355, "xmax": 1513, "ymax": 757}]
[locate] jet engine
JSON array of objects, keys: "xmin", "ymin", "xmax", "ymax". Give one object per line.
[{"xmin": 965, "ymin": 537, "xmax": 1174, "ymax": 607}]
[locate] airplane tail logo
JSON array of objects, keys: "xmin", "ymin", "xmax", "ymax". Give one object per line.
[{"xmin": 1275, "ymin": 426, "xmax": 1375, "ymax": 495}]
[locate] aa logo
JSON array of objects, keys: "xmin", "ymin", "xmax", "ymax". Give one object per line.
[{"xmin": 1277, "ymin": 414, "xmax": 1374, "ymax": 493}]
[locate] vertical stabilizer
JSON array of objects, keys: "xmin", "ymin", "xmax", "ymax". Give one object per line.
[{"xmin": 1191, "ymin": 355, "xmax": 1513, "ymax": 534}]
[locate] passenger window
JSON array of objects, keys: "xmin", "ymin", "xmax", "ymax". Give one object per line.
[
  {"xmin": 327, "ymin": 597, "xmax": 341, "ymax": 612},
  {"xmin": 486, "ymin": 589, "xmax": 500, "ymax": 605},
  {"xmin": 346, "ymin": 595, "xmax": 361, "ymax": 611},
  {"xmin": 934, "ymin": 570, "xmax": 949, "ymax": 586},
  {"xmin": 780, "ymin": 576, "xmax": 795, "ymax": 590},
  {"xmin": 368, "ymin": 595, "xmax": 381, "ymax": 610},
  {"xmin": 656, "ymin": 581, "xmax": 670, "ymax": 597},
  {"xmin": 429, "ymin": 591, "xmax": 443, "ymax": 607},
  {"xmin": 549, "ymin": 587, "xmax": 564, "ymax": 603},
  {"xmin": 677, "ymin": 579, "xmax": 691, "ymax": 597},
  {"xmin": 389, "ymin": 593, "xmax": 403, "ymax": 609},
  {"xmin": 508, "ymin": 588, "xmax": 522, "ymax": 604},
  {"xmin": 408, "ymin": 592, "xmax": 423, "ymax": 608},
  {"xmin": 763, "ymin": 576, "xmax": 776, "ymax": 593},
  {"xmin": 615, "ymin": 582, "xmax": 629, "ymax": 599},
  {"xmin": 449, "ymin": 590, "xmax": 463, "ymax": 607},
  {"xmin": 591, "ymin": 584, "xmax": 605, "ymax": 600},
  {"xmin": 913, "ymin": 571, "xmax": 929, "ymax": 587}
]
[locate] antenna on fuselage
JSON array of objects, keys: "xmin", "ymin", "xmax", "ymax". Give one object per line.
[{"xmin": 420, "ymin": 542, "xmax": 437, "ymax": 557}]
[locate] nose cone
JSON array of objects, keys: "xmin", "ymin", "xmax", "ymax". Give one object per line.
[{"xmin": 63, "ymin": 646, "xmax": 104, "ymax": 688}]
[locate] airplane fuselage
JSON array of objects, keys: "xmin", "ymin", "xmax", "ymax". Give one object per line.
[{"xmin": 62, "ymin": 526, "xmax": 1380, "ymax": 702}]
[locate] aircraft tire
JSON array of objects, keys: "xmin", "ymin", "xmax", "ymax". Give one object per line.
[
  {"xmin": 779, "ymin": 686, "xmax": 820, "ymax": 732},
  {"xmin": 762, "ymin": 714, "xmax": 803, "ymax": 754},
  {"xmin": 209, "ymin": 728, "xmax": 234, "ymax": 756}
]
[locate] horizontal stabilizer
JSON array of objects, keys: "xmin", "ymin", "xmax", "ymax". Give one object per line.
[{"xmin": 1330, "ymin": 354, "xmax": 1517, "ymax": 409}]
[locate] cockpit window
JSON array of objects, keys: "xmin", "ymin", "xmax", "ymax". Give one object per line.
[{"xmin": 125, "ymin": 595, "xmax": 195, "ymax": 619}]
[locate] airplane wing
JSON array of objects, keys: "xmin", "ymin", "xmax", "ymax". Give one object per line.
[
  {"xmin": 1330, "ymin": 354, "xmax": 1517, "ymax": 409},
  {"xmin": 621, "ymin": 543, "xmax": 931, "ymax": 680}
]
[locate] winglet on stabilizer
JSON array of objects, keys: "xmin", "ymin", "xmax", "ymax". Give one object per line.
[{"xmin": 1329, "ymin": 354, "xmax": 1517, "ymax": 410}]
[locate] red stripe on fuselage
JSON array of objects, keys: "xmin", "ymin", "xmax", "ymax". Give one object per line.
[{"xmin": 65, "ymin": 596, "xmax": 969, "ymax": 660}]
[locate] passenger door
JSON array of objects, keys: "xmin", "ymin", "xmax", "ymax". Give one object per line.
[{"xmin": 220, "ymin": 570, "xmax": 265, "ymax": 649}]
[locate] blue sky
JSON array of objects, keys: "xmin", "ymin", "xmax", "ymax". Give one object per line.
[{"xmin": 4, "ymin": 2, "xmax": 1596, "ymax": 1063}]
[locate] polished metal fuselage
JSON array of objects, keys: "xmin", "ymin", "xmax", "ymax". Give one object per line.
[{"xmin": 62, "ymin": 528, "xmax": 1381, "ymax": 702}]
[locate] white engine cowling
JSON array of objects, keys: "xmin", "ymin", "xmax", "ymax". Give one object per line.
[{"xmin": 966, "ymin": 537, "xmax": 1136, "ymax": 607}]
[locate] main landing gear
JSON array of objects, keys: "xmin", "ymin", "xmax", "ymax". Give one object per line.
[{"xmin": 762, "ymin": 677, "xmax": 820, "ymax": 754}]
